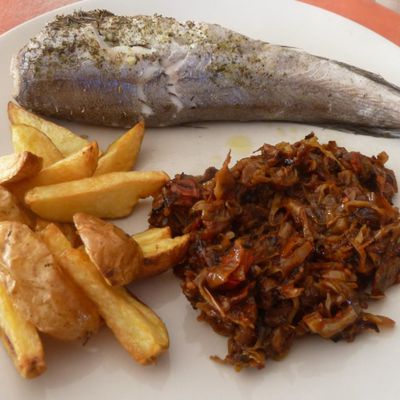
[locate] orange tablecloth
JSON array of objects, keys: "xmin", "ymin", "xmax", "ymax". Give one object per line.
[{"xmin": 1, "ymin": 0, "xmax": 399, "ymax": 45}]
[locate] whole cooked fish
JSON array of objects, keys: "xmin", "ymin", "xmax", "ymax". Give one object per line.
[{"xmin": 12, "ymin": 10, "xmax": 400, "ymax": 136}]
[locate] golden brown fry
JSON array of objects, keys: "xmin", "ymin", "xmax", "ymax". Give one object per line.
[
  {"xmin": 25, "ymin": 170, "xmax": 169, "ymax": 222},
  {"xmin": 39, "ymin": 223, "xmax": 75, "ymax": 256},
  {"xmin": 8, "ymin": 142, "xmax": 99, "ymax": 200},
  {"xmin": 135, "ymin": 234, "xmax": 190, "ymax": 279},
  {"xmin": 0, "ymin": 280, "xmax": 46, "ymax": 379},
  {"xmin": 132, "ymin": 227, "xmax": 172, "ymax": 246},
  {"xmin": 73, "ymin": 213, "xmax": 143, "ymax": 286},
  {"xmin": 0, "ymin": 186, "xmax": 33, "ymax": 226},
  {"xmin": 0, "ymin": 221, "xmax": 100, "ymax": 341},
  {"xmin": 94, "ymin": 121, "xmax": 145, "ymax": 176},
  {"xmin": 11, "ymin": 124, "xmax": 63, "ymax": 168},
  {"xmin": 56, "ymin": 223, "xmax": 82, "ymax": 248},
  {"xmin": 34, "ymin": 217, "xmax": 49, "ymax": 231},
  {"xmin": 58, "ymin": 247, "xmax": 169, "ymax": 364},
  {"xmin": 35, "ymin": 218, "xmax": 81, "ymax": 248},
  {"xmin": 0, "ymin": 152, "xmax": 42, "ymax": 185},
  {"xmin": 8, "ymin": 102, "xmax": 89, "ymax": 157}
]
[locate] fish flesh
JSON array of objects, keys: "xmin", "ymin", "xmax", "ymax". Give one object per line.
[{"xmin": 11, "ymin": 10, "xmax": 400, "ymax": 136}]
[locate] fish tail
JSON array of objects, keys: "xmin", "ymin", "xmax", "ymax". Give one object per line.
[
  {"xmin": 321, "ymin": 124, "xmax": 400, "ymax": 138},
  {"xmin": 330, "ymin": 60, "xmax": 400, "ymax": 137},
  {"xmin": 334, "ymin": 60, "xmax": 400, "ymax": 94}
]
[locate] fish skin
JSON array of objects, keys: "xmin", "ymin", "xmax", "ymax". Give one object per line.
[{"xmin": 11, "ymin": 10, "xmax": 400, "ymax": 136}]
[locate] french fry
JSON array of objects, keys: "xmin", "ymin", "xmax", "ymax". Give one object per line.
[
  {"xmin": 8, "ymin": 142, "xmax": 99, "ymax": 199},
  {"xmin": 58, "ymin": 247, "xmax": 169, "ymax": 364},
  {"xmin": 94, "ymin": 121, "xmax": 145, "ymax": 176},
  {"xmin": 132, "ymin": 227, "xmax": 172, "ymax": 246},
  {"xmin": 0, "ymin": 221, "xmax": 100, "ymax": 341},
  {"xmin": 38, "ymin": 223, "xmax": 74, "ymax": 256},
  {"xmin": 0, "ymin": 186, "xmax": 33, "ymax": 226},
  {"xmin": 11, "ymin": 124, "xmax": 63, "ymax": 168},
  {"xmin": 73, "ymin": 213, "xmax": 143, "ymax": 286},
  {"xmin": 0, "ymin": 152, "xmax": 42, "ymax": 185},
  {"xmin": 35, "ymin": 218, "xmax": 81, "ymax": 248},
  {"xmin": 24, "ymin": 171, "xmax": 169, "ymax": 222},
  {"xmin": 135, "ymin": 234, "xmax": 190, "ymax": 279},
  {"xmin": 0, "ymin": 280, "xmax": 46, "ymax": 379},
  {"xmin": 131, "ymin": 227, "xmax": 189, "ymax": 279},
  {"xmin": 8, "ymin": 102, "xmax": 89, "ymax": 157}
]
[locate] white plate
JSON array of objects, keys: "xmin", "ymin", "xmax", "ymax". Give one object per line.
[{"xmin": 1, "ymin": 1, "xmax": 400, "ymax": 399}]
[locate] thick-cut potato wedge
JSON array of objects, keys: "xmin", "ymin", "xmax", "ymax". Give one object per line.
[
  {"xmin": 132, "ymin": 227, "xmax": 172, "ymax": 246},
  {"xmin": 8, "ymin": 102, "xmax": 89, "ymax": 157},
  {"xmin": 35, "ymin": 218, "xmax": 81, "ymax": 248},
  {"xmin": 0, "ymin": 281, "xmax": 46, "ymax": 379},
  {"xmin": 8, "ymin": 142, "xmax": 99, "ymax": 199},
  {"xmin": 73, "ymin": 213, "xmax": 143, "ymax": 286},
  {"xmin": 0, "ymin": 152, "xmax": 42, "ymax": 185},
  {"xmin": 0, "ymin": 186, "xmax": 33, "ymax": 226},
  {"xmin": 39, "ymin": 223, "xmax": 76, "ymax": 256},
  {"xmin": 11, "ymin": 124, "xmax": 63, "ymax": 168},
  {"xmin": 134, "ymin": 234, "xmax": 190, "ymax": 279},
  {"xmin": 0, "ymin": 222, "xmax": 100, "ymax": 341},
  {"xmin": 94, "ymin": 121, "xmax": 145, "ymax": 176},
  {"xmin": 25, "ymin": 171, "xmax": 169, "ymax": 222},
  {"xmin": 58, "ymin": 247, "xmax": 169, "ymax": 364}
]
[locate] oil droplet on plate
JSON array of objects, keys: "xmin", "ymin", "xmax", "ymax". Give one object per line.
[{"xmin": 227, "ymin": 135, "xmax": 252, "ymax": 154}]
